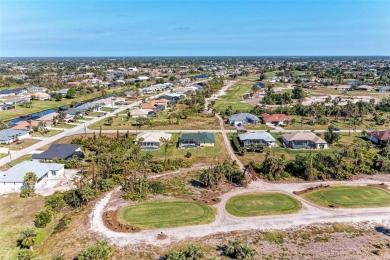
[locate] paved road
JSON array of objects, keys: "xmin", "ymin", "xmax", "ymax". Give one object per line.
[
  {"xmin": 90, "ymin": 129, "xmax": 364, "ymax": 134},
  {"xmin": 0, "ymin": 91, "xmax": 169, "ymax": 167}
]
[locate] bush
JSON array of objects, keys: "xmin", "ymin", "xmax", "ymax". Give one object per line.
[
  {"xmin": 184, "ymin": 152, "xmax": 192, "ymax": 158},
  {"xmin": 34, "ymin": 210, "xmax": 52, "ymax": 228},
  {"xmin": 150, "ymin": 181, "xmax": 164, "ymax": 194},
  {"xmin": 20, "ymin": 187, "xmax": 35, "ymax": 198},
  {"xmin": 164, "ymin": 245, "xmax": 204, "ymax": 260},
  {"xmin": 98, "ymin": 178, "xmax": 114, "ymax": 192},
  {"xmin": 17, "ymin": 249, "xmax": 33, "ymax": 260},
  {"xmin": 78, "ymin": 240, "xmax": 113, "ymax": 260},
  {"xmin": 221, "ymin": 240, "xmax": 256, "ymax": 259},
  {"xmin": 45, "ymin": 191, "xmax": 66, "ymax": 213}
]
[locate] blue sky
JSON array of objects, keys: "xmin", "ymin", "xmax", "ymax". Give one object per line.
[{"xmin": 1, "ymin": 0, "xmax": 389, "ymax": 57}]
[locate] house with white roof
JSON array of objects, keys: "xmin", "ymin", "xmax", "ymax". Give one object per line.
[
  {"xmin": 0, "ymin": 161, "xmax": 64, "ymax": 193},
  {"xmin": 0, "ymin": 129, "xmax": 30, "ymax": 144},
  {"xmin": 135, "ymin": 132, "xmax": 172, "ymax": 150},
  {"xmin": 238, "ymin": 131, "xmax": 276, "ymax": 148}
]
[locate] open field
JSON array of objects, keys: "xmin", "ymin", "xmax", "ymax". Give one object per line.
[
  {"xmin": 301, "ymin": 186, "xmax": 390, "ymax": 208},
  {"xmin": 0, "ymin": 194, "xmax": 45, "ymax": 260},
  {"xmin": 89, "ymin": 114, "xmax": 220, "ymax": 130},
  {"xmin": 30, "ymin": 129, "xmax": 63, "ymax": 137},
  {"xmin": 214, "ymin": 79, "xmax": 255, "ymax": 112},
  {"xmin": 0, "ymin": 89, "xmax": 122, "ymax": 122},
  {"xmin": 142, "ymin": 133, "xmax": 230, "ymax": 165},
  {"xmin": 225, "ymin": 193, "xmax": 301, "ymax": 217},
  {"xmin": 117, "ymin": 200, "xmax": 215, "ymax": 229}
]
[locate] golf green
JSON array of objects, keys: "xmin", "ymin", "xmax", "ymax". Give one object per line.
[
  {"xmin": 117, "ymin": 200, "xmax": 215, "ymax": 229},
  {"xmin": 301, "ymin": 186, "xmax": 390, "ymax": 208},
  {"xmin": 225, "ymin": 193, "xmax": 302, "ymax": 217}
]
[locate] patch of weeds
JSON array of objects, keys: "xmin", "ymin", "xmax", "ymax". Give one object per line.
[
  {"xmin": 372, "ymin": 249, "xmax": 382, "ymax": 256},
  {"xmin": 313, "ymin": 235, "xmax": 329, "ymax": 243},
  {"xmin": 263, "ymin": 232, "xmax": 284, "ymax": 245}
]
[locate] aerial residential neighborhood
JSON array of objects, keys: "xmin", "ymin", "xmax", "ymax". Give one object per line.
[{"xmin": 1, "ymin": 0, "xmax": 390, "ymax": 259}]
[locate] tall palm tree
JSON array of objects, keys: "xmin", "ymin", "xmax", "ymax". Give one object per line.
[
  {"xmin": 159, "ymin": 137, "xmax": 172, "ymax": 168},
  {"xmin": 23, "ymin": 172, "xmax": 38, "ymax": 188}
]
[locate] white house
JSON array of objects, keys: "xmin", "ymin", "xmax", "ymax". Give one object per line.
[
  {"xmin": 135, "ymin": 131, "xmax": 172, "ymax": 150},
  {"xmin": 0, "ymin": 129, "xmax": 30, "ymax": 144},
  {"xmin": 0, "ymin": 161, "xmax": 64, "ymax": 193}
]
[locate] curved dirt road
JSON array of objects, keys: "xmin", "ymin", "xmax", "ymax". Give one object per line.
[{"xmin": 90, "ymin": 179, "xmax": 390, "ymax": 246}]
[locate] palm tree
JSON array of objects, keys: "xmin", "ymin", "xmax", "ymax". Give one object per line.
[
  {"xmin": 160, "ymin": 137, "xmax": 172, "ymax": 168},
  {"xmin": 24, "ymin": 172, "xmax": 38, "ymax": 188},
  {"xmin": 19, "ymin": 228, "xmax": 36, "ymax": 252}
]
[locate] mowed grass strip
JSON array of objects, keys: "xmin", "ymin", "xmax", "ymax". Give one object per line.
[
  {"xmin": 301, "ymin": 186, "xmax": 390, "ymax": 208},
  {"xmin": 117, "ymin": 200, "xmax": 215, "ymax": 229},
  {"xmin": 226, "ymin": 193, "xmax": 301, "ymax": 217}
]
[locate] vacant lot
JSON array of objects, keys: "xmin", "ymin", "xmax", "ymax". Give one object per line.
[
  {"xmin": 0, "ymin": 194, "xmax": 45, "ymax": 260},
  {"xmin": 301, "ymin": 186, "xmax": 390, "ymax": 208},
  {"xmin": 31, "ymin": 129, "xmax": 63, "ymax": 137},
  {"xmin": 89, "ymin": 114, "xmax": 220, "ymax": 130},
  {"xmin": 0, "ymin": 139, "xmax": 40, "ymax": 151},
  {"xmin": 225, "ymin": 193, "xmax": 301, "ymax": 217},
  {"xmin": 117, "ymin": 200, "xmax": 215, "ymax": 229},
  {"xmin": 142, "ymin": 133, "xmax": 230, "ymax": 165},
  {"xmin": 214, "ymin": 79, "xmax": 255, "ymax": 112}
]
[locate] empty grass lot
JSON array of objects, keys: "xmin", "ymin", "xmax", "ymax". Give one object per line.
[
  {"xmin": 89, "ymin": 114, "xmax": 220, "ymax": 130},
  {"xmin": 214, "ymin": 80, "xmax": 255, "ymax": 112},
  {"xmin": 225, "ymin": 193, "xmax": 302, "ymax": 217},
  {"xmin": 117, "ymin": 200, "xmax": 215, "ymax": 229},
  {"xmin": 301, "ymin": 186, "xmax": 390, "ymax": 208},
  {"xmin": 142, "ymin": 133, "xmax": 230, "ymax": 164}
]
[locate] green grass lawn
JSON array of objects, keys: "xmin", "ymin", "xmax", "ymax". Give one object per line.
[
  {"xmin": 225, "ymin": 193, "xmax": 301, "ymax": 217},
  {"xmin": 89, "ymin": 114, "xmax": 220, "ymax": 130},
  {"xmin": 214, "ymin": 79, "xmax": 255, "ymax": 112},
  {"xmin": 0, "ymin": 194, "xmax": 45, "ymax": 259},
  {"xmin": 0, "ymin": 153, "xmax": 7, "ymax": 159},
  {"xmin": 301, "ymin": 186, "xmax": 390, "ymax": 208},
  {"xmin": 30, "ymin": 129, "xmax": 63, "ymax": 137},
  {"xmin": 142, "ymin": 133, "xmax": 230, "ymax": 164},
  {"xmin": 0, "ymin": 89, "xmax": 121, "ymax": 121},
  {"xmin": 117, "ymin": 200, "xmax": 215, "ymax": 229}
]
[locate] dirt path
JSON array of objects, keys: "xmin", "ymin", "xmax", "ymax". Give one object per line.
[
  {"xmin": 215, "ymin": 114, "xmax": 244, "ymax": 170},
  {"xmin": 89, "ymin": 178, "xmax": 390, "ymax": 247}
]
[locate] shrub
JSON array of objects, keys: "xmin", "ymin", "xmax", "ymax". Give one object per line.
[
  {"xmin": 263, "ymin": 232, "xmax": 284, "ymax": 245},
  {"xmin": 150, "ymin": 181, "xmax": 164, "ymax": 194},
  {"xmin": 45, "ymin": 191, "xmax": 66, "ymax": 213},
  {"xmin": 34, "ymin": 210, "xmax": 52, "ymax": 228},
  {"xmin": 17, "ymin": 249, "xmax": 33, "ymax": 260},
  {"xmin": 164, "ymin": 245, "xmax": 204, "ymax": 260},
  {"xmin": 184, "ymin": 152, "xmax": 192, "ymax": 158},
  {"xmin": 98, "ymin": 178, "xmax": 114, "ymax": 192},
  {"xmin": 20, "ymin": 187, "xmax": 35, "ymax": 198},
  {"xmin": 78, "ymin": 240, "xmax": 113, "ymax": 260},
  {"xmin": 221, "ymin": 240, "xmax": 256, "ymax": 260}
]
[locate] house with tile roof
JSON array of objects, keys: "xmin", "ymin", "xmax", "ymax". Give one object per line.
[
  {"xmin": 282, "ymin": 132, "xmax": 328, "ymax": 149},
  {"xmin": 366, "ymin": 130, "xmax": 390, "ymax": 146},
  {"xmin": 262, "ymin": 113, "xmax": 291, "ymax": 126}
]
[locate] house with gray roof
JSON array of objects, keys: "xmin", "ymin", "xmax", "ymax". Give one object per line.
[
  {"xmin": 32, "ymin": 144, "xmax": 82, "ymax": 161},
  {"xmin": 64, "ymin": 102, "xmax": 100, "ymax": 116},
  {"xmin": 238, "ymin": 131, "xmax": 276, "ymax": 148},
  {"xmin": 0, "ymin": 129, "xmax": 30, "ymax": 144},
  {"xmin": 0, "ymin": 161, "xmax": 64, "ymax": 193},
  {"xmin": 26, "ymin": 86, "xmax": 48, "ymax": 93},
  {"xmin": 228, "ymin": 113, "xmax": 260, "ymax": 126},
  {"xmin": 377, "ymin": 86, "xmax": 390, "ymax": 92},
  {"xmin": 282, "ymin": 132, "xmax": 328, "ymax": 149},
  {"xmin": 179, "ymin": 132, "xmax": 215, "ymax": 148}
]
